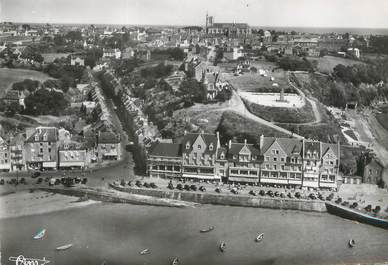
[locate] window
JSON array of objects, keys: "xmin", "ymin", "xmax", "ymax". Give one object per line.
[
  {"xmin": 40, "ymin": 148, "xmax": 43, "ymax": 153},
  {"xmin": 209, "ymin": 143, "xmax": 213, "ymax": 151},
  {"xmin": 291, "ymin": 158, "xmax": 294, "ymax": 163},
  {"xmin": 281, "ymin": 165, "xmax": 285, "ymax": 170},
  {"xmin": 48, "ymin": 148, "xmax": 51, "ymax": 153},
  {"xmin": 186, "ymin": 142, "xmax": 190, "ymax": 149},
  {"xmin": 265, "ymin": 164, "xmax": 270, "ymax": 169},
  {"xmin": 330, "ymin": 161, "xmax": 334, "ymax": 165},
  {"xmin": 265, "ymin": 156, "xmax": 269, "ymax": 161},
  {"xmin": 250, "ymin": 171, "xmax": 257, "ymax": 175},
  {"xmin": 273, "ymin": 165, "xmax": 277, "ymax": 170},
  {"xmin": 273, "ymin": 157, "xmax": 277, "ymax": 162},
  {"xmin": 4, "ymin": 153, "xmax": 7, "ymax": 158},
  {"xmin": 43, "ymin": 134, "xmax": 47, "ymax": 141},
  {"xmin": 35, "ymin": 135, "xmax": 39, "ymax": 141},
  {"xmin": 276, "ymin": 150, "xmax": 279, "ymax": 154},
  {"xmin": 220, "ymin": 153, "xmax": 225, "ymax": 159},
  {"xmin": 281, "ymin": 157, "xmax": 285, "ymax": 162},
  {"xmin": 198, "ymin": 144, "xmax": 201, "ymax": 150}
]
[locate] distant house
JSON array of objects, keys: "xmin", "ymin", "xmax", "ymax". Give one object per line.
[
  {"xmin": 347, "ymin": 47, "xmax": 360, "ymax": 58},
  {"xmin": 70, "ymin": 55, "xmax": 85, "ymax": 66},
  {"xmin": 8, "ymin": 133, "xmax": 26, "ymax": 171},
  {"xmin": 58, "ymin": 141, "xmax": 87, "ymax": 170},
  {"xmin": 2, "ymin": 90, "xmax": 26, "ymax": 108},
  {"xmin": 24, "ymin": 127, "xmax": 59, "ymax": 170},
  {"xmin": 103, "ymin": 48, "xmax": 121, "ymax": 59},
  {"xmin": 147, "ymin": 142, "xmax": 182, "ymax": 178},
  {"xmin": 363, "ymin": 158, "xmax": 384, "ymax": 185},
  {"xmin": 0, "ymin": 137, "xmax": 11, "ymax": 172},
  {"xmin": 121, "ymin": 47, "xmax": 135, "ymax": 59},
  {"xmin": 96, "ymin": 131, "xmax": 121, "ymax": 161}
]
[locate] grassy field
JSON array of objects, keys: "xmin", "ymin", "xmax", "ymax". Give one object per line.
[
  {"xmin": 0, "ymin": 68, "xmax": 51, "ymax": 97},
  {"xmin": 307, "ymin": 56, "xmax": 364, "ymax": 74},
  {"xmin": 217, "ymin": 110, "xmax": 289, "ymax": 144},
  {"xmin": 227, "ymin": 71, "xmax": 293, "ymax": 93},
  {"xmin": 42, "ymin": 53, "xmax": 72, "ymax": 63},
  {"xmin": 376, "ymin": 105, "xmax": 388, "ymax": 131}
]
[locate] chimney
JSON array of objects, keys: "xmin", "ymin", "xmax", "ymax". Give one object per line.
[
  {"xmin": 259, "ymin": 134, "xmax": 264, "ymax": 149},
  {"xmin": 184, "ymin": 130, "xmax": 187, "ymax": 135},
  {"xmin": 244, "ymin": 139, "xmax": 247, "ymax": 145},
  {"xmin": 216, "ymin": 131, "xmax": 220, "ymax": 147},
  {"xmin": 200, "ymin": 129, "xmax": 204, "ymax": 135},
  {"xmin": 228, "ymin": 139, "xmax": 232, "ymax": 149}
]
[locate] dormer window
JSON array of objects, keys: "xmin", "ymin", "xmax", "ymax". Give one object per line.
[
  {"xmin": 220, "ymin": 153, "xmax": 225, "ymax": 159},
  {"xmin": 43, "ymin": 133, "xmax": 47, "ymax": 141},
  {"xmin": 186, "ymin": 142, "xmax": 190, "ymax": 149},
  {"xmin": 35, "ymin": 135, "xmax": 39, "ymax": 141},
  {"xmin": 209, "ymin": 143, "xmax": 213, "ymax": 151},
  {"xmin": 197, "ymin": 144, "xmax": 201, "ymax": 150}
]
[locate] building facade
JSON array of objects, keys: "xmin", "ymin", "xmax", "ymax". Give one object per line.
[
  {"xmin": 363, "ymin": 159, "xmax": 384, "ymax": 185},
  {"xmin": 147, "ymin": 133, "xmax": 340, "ymax": 189}
]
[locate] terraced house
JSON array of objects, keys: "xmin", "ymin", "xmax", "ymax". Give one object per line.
[{"xmin": 147, "ymin": 132, "xmax": 340, "ymax": 189}]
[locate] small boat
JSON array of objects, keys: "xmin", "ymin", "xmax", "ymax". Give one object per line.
[
  {"xmin": 348, "ymin": 239, "xmax": 356, "ymax": 248},
  {"xmin": 140, "ymin": 249, "xmax": 150, "ymax": 255},
  {"xmin": 56, "ymin": 244, "xmax": 73, "ymax": 251},
  {"xmin": 200, "ymin": 226, "xmax": 214, "ymax": 233},
  {"xmin": 219, "ymin": 241, "xmax": 226, "ymax": 252},
  {"xmin": 255, "ymin": 233, "xmax": 264, "ymax": 242},
  {"xmin": 171, "ymin": 257, "xmax": 179, "ymax": 265},
  {"xmin": 33, "ymin": 229, "xmax": 46, "ymax": 240}
]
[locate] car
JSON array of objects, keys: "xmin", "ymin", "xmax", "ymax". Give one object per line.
[
  {"xmin": 37, "ymin": 178, "xmax": 43, "ymax": 184},
  {"xmin": 294, "ymin": 192, "xmax": 301, "ymax": 199},
  {"xmin": 190, "ymin": 185, "xmax": 197, "ymax": 191},
  {"xmin": 45, "ymin": 177, "xmax": 50, "ymax": 182},
  {"xmin": 135, "ymin": 180, "xmax": 142, "ymax": 187},
  {"xmin": 55, "ymin": 179, "xmax": 61, "ymax": 185},
  {"xmin": 267, "ymin": 190, "xmax": 274, "ymax": 197},
  {"xmin": 20, "ymin": 178, "xmax": 26, "ymax": 184},
  {"xmin": 325, "ymin": 195, "xmax": 332, "ymax": 201},
  {"xmin": 31, "ymin": 172, "xmax": 41, "ymax": 178},
  {"xmin": 274, "ymin": 191, "xmax": 280, "ymax": 197},
  {"xmin": 341, "ymin": 201, "xmax": 349, "ymax": 206},
  {"xmin": 167, "ymin": 182, "xmax": 174, "ymax": 190},
  {"xmin": 176, "ymin": 183, "xmax": 183, "ymax": 190},
  {"xmin": 335, "ymin": 198, "xmax": 342, "ymax": 204},
  {"xmin": 309, "ymin": 193, "xmax": 317, "ymax": 200},
  {"xmin": 287, "ymin": 192, "xmax": 293, "ymax": 199},
  {"xmin": 184, "ymin": 184, "xmax": 190, "ymax": 191},
  {"xmin": 0, "ymin": 179, "xmax": 4, "ymax": 185},
  {"xmin": 82, "ymin": 178, "xmax": 88, "ymax": 185},
  {"xmin": 143, "ymin": 182, "xmax": 150, "ymax": 188},
  {"xmin": 75, "ymin": 177, "xmax": 81, "ymax": 184},
  {"xmin": 259, "ymin": 190, "xmax": 265, "ymax": 196},
  {"xmin": 199, "ymin": 186, "xmax": 206, "ymax": 192},
  {"xmin": 215, "ymin": 187, "xmax": 221, "ymax": 193},
  {"xmin": 249, "ymin": 190, "xmax": 257, "ymax": 196},
  {"xmin": 231, "ymin": 188, "xmax": 238, "ymax": 194},
  {"xmin": 280, "ymin": 193, "xmax": 286, "ymax": 198},
  {"xmin": 150, "ymin": 182, "xmax": 157, "ymax": 189}
]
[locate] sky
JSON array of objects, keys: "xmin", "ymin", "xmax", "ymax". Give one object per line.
[{"xmin": 1, "ymin": 0, "xmax": 388, "ymax": 28}]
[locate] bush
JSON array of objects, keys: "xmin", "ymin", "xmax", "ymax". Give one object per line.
[{"xmin": 23, "ymin": 88, "xmax": 69, "ymax": 116}]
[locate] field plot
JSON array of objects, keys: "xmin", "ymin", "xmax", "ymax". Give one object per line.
[
  {"xmin": 308, "ymin": 56, "xmax": 364, "ymax": 74},
  {"xmin": 0, "ymin": 68, "xmax": 51, "ymax": 97},
  {"xmin": 227, "ymin": 72, "xmax": 293, "ymax": 93},
  {"xmin": 239, "ymin": 92, "xmax": 305, "ymax": 108},
  {"xmin": 42, "ymin": 53, "xmax": 72, "ymax": 63}
]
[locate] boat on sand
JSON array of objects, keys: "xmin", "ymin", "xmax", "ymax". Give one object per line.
[
  {"xmin": 200, "ymin": 226, "xmax": 214, "ymax": 233},
  {"xmin": 56, "ymin": 244, "xmax": 73, "ymax": 251}
]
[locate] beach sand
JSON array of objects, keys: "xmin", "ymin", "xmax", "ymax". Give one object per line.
[{"xmin": 0, "ymin": 190, "xmax": 99, "ymax": 220}]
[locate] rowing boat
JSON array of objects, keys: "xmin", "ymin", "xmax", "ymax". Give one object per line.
[{"xmin": 56, "ymin": 244, "xmax": 73, "ymax": 251}]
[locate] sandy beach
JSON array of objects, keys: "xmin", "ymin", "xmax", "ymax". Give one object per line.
[{"xmin": 0, "ymin": 190, "xmax": 99, "ymax": 220}]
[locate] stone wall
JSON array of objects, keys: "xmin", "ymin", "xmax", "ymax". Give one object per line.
[{"xmin": 111, "ymin": 185, "xmax": 327, "ymax": 212}]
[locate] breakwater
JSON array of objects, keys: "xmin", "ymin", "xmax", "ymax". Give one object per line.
[
  {"xmin": 38, "ymin": 187, "xmax": 196, "ymax": 208},
  {"xmin": 110, "ymin": 184, "xmax": 327, "ymax": 212}
]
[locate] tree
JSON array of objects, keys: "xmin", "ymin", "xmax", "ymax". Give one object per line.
[
  {"xmin": 22, "ymin": 24, "xmax": 31, "ymax": 31},
  {"xmin": 24, "ymin": 88, "xmax": 68, "ymax": 116},
  {"xmin": 5, "ymin": 102, "xmax": 21, "ymax": 117}
]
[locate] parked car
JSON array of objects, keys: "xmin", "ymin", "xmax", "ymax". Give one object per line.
[
  {"xmin": 150, "ymin": 182, "xmax": 157, "ymax": 189},
  {"xmin": 184, "ymin": 184, "xmax": 190, "ymax": 191},
  {"xmin": 335, "ymin": 198, "xmax": 342, "ymax": 204},
  {"xmin": 20, "ymin": 178, "xmax": 26, "ymax": 184},
  {"xmin": 199, "ymin": 186, "xmax": 206, "ymax": 192},
  {"xmin": 231, "ymin": 188, "xmax": 238, "ymax": 194},
  {"xmin": 143, "ymin": 182, "xmax": 150, "ymax": 188},
  {"xmin": 82, "ymin": 178, "xmax": 88, "ymax": 185},
  {"xmin": 274, "ymin": 191, "xmax": 280, "ymax": 197},
  {"xmin": 135, "ymin": 180, "xmax": 142, "ymax": 187},
  {"xmin": 190, "ymin": 185, "xmax": 197, "ymax": 191},
  {"xmin": 280, "ymin": 192, "xmax": 286, "ymax": 198},
  {"xmin": 167, "ymin": 181, "xmax": 174, "ymax": 190},
  {"xmin": 259, "ymin": 190, "xmax": 265, "ymax": 196},
  {"xmin": 294, "ymin": 192, "xmax": 301, "ymax": 199},
  {"xmin": 215, "ymin": 187, "xmax": 221, "ymax": 193},
  {"xmin": 31, "ymin": 172, "xmax": 41, "ymax": 178},
  {"xmin": 341, "ymin": 201, "xmax": 349, "ymax": 206},
  {"xmin": 287, "ymin": 192, "xmax": 293, "ymax": 199},
  {"xmin": 176, "ymin": 183, "xmax": 183, "ymax": 190},
  {"xmin": 0, "ymin": 179, "xmax": 4, "ymax": 185},
  {"xmin": 37, "ymin": 178, "xmax": 43, "ymax": 184},
  {"xmin": 267, "ymin": 190, "xmax": 274, "ymax": 197},
  {"xmin": 249, "ymin": 190, "xmax": 257, "ymax": 196},
  {"xmin": 309, "ymin": 193, "xmax": 317, "ymax": 200}
]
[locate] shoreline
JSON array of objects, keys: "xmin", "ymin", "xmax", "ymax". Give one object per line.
[{"xmin": 0, "ymin": 190, "xmax": 100, "ymax": 220}]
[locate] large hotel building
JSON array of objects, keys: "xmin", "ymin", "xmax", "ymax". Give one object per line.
[{"xmin": 147, "ymin": 132, "xmax": 340, "ymax": 189}]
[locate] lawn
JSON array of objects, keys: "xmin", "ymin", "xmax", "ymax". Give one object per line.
[
  {"xmin": 217, "ymin": 110, "xmax": 289, "ymax": 144},
  {"xmin": 227, "ymin": 71, "xmax": 293, "ymax": 93},
  {"xmin": 0, "ymin": 68, "xmax": 52, "ymax": 97},
  {"xmin": 307, "ymin": 56, "xmax": 364, "ymax": 74}
]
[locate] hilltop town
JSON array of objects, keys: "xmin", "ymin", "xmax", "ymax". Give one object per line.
[{"xmin": 1, "ymin": 15, "xmax": 388, "ymax": 213}]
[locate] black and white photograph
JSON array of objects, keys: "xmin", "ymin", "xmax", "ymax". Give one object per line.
[{"xmin": 0, "ymin": 0, "xmax": 388, "ymax": 264}]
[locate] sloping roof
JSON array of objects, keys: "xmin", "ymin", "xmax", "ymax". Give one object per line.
[
  {"xmin": 366, "ymin": 158, "xmax": 384, "ymax": 169},
  {"xmin": 149, "ymin": 142, "xmax": 181, "ymax": 157},
  {"xmin": 211, "ymin": 23, "xmax": 249, "ymax": 29},
  {"xmin": 182, "ymin": 133, "xmax": 218, "ymax": 155},
  {"xmin": 3, "ymin": 90, "xmax": 24, "ymax": 100},
  {"xmin": 277, "ymin": 138, "xmax": 302, "ymax": 156},
  {"xmin": 304, "ymin": 140, "xmax": 321, "ymax": 157},
  {"xmin": 25, "ymin": 127, "xmax": 58, "ymax": 143},
  {"xmin": 216, "ymin": 147, "xmax": 227, "ymax": 160},
  {"xmin": 228, "ymin": 142, "xmax": 260, "ymax": 156},
  {"xmin": 322, "ymin": 143, "xmax": 339, "ymax": 158}
]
